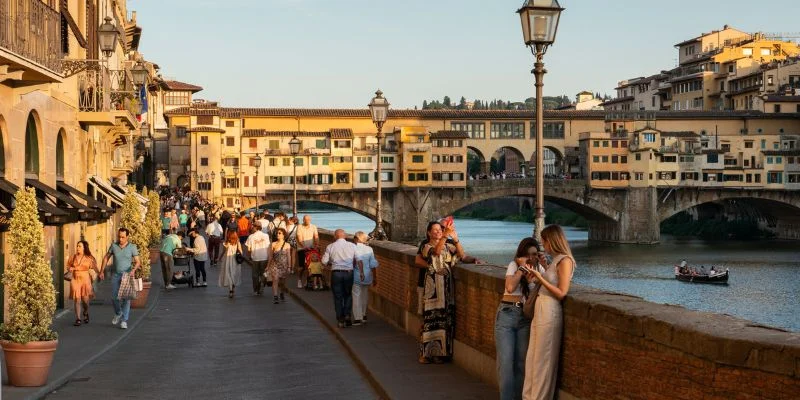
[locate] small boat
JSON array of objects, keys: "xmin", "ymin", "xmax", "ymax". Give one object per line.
[{"xmin": 674, "ymin": 265, "xmax": 729, "ymax": 284}]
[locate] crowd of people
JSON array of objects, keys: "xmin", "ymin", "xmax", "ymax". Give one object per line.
[{"xmin": 67, "ymin": 185, "xmax": 575, "ymax": 400}]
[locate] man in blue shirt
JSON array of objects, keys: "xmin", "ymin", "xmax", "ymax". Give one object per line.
[
  {"xmin": 100, "ymin": 228, "xmax": 141, "ymax": 329},
  {"xmin": 352, "ymin": 231, "xmax": 378, "ymax": 326},
  {"xmin": 321, "ymin": 229, "xmax": 356, "ymax": 328}
]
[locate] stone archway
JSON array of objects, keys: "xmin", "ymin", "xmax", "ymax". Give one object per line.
[
  {"xmin": 56, "ymin": 129, "xmax": 66, "ymax": 181},
  {"xmin": 490, "ymin": 146, "xmax": 525, "ymax": 175},
  {"xmin": 466, "ymin": 146, "xmax": 486, "ymax": 177},
  {"xmin": 25, "ymin": 111, "xmax": 42, "ymax": 178},
  {"xmin": 530, "ymin": 146, "xmax": 565, "ymax": 178},
  {"xmin": 0, "ymin": 114, "xmax": 7, "ymax": 178}
]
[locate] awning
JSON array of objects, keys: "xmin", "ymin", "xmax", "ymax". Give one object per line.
[
  {"xmin": 89, "ymin": 176, "xmax": 125, "ymax": 207},
  {"xmin": 0, "ymin": 178, "xmax": 70, "ymax": 230},
  {"xmin": 111, "ymin": 183, "xmax": 148, "ymax": 205},
  {"xmin": 26, "ymin": 179, "xmax": 87, "ymax": 212},
  {"xmin": 57, "ymin": 181, "xmax": 114, "ymax": 213}
]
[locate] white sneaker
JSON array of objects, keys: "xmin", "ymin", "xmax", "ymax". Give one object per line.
[
  {"xmin": 120, "ymin": 321, "xmax": 128, "ymax": 329},
  {"xmin": 166, "ymin": 284, "xmax": 176, "ymax": 290},
  {"xmin": 297, "ymin": 280, "xmax": 303, "ymax": 289},
  {"xmin": 112, "ymin": 313, "xmax": 121, "ymax": 325}
]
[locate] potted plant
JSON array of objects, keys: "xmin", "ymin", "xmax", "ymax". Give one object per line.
[
  {"xmin": 120, "ymin": 185, "xmax": 151, "ymax": 309},
  {"xmin": 144, "ymin": 188, "xmax": 162, "ymax": 266},
  {"xmin": 0, "ymin": 187, "xmax": 58, "ymax": 387}
]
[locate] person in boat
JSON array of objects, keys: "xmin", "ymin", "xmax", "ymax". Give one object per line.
[
  {"xmin": 679, "ymin": 260, "xmax": 687, "ymax": 274},
  {"xmin": 700, "ymin": 266, "xmax": 707, "ymax": 275},
  {"xmin": 709, "ymin": 266, "xmax": 716, "ymax": 274}
]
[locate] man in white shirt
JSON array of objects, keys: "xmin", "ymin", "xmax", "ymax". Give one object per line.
[
  {"xmin": 321, "ymin": 229, "xmax": 356, "ymax": 328},
  {"xmin": 245, "ymin": 221, "xmax": 271, "ymax": 296},
  {"xmin": 258, "ymin": 212, "xmax": 271, "ymax": 235},
  {"xmin": 205, "ymin": 216, "xmax": 224, "ymax": 266},
  {"xmin": 187, "ymin": 229, "xmax": 209, "ymax": 287},
  {"xmin": 295, "ymin": 215, "xmax": 319, "ymax": 289}
]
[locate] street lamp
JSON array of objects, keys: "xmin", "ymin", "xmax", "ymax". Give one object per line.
[
  {"xmin": 517, "ymin": 0, "xmax": 564, "ymax": 242},
  {"xmin": 185, "ymin": 164, "xmax": 191, "ymax": 191},
  {"xmin": 289, "ymin": 134, "xmax": 301, "ymax": 216},
  {"xmin": 98, "ymin": 16, "xmax": 119, "ymax": 58},
  {"xmin": 368, "ymin": 89, "xmax": 390, "ymax": 240},
  {"xmin": 210, "ymin": 171, "xmax": 216, "ymax": 202},
  {"xmin": 131, "ymin": 60, "xmax": 148, "ymax": 87},
  {"xmin": 253, "ymin": 154, "xmax": 262, "ymax": 213},
  {"xmin": 232, "ymin": 165, "xmax": 240, "ymax": 210}
]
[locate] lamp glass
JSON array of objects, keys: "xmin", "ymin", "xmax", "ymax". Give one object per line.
[
  {"xmin": 369, "ymin": 90, "xmax": 390, "ymax": 123},
  {"xmin": 131, "ymin": 61, "xmax": 148, "ymax": 86},
  {"xmin": 517, "ymin": 0, "xmax": 563, "ymax": 46},
  {"xmin": 253, "ymin": 155, "xmax": 262, "ymax": 168},
  {"xmin": 289, "ymin": 137, "xmax": 301, "ymax": 155},
  {"xmin": 98, "ymin": 16, "xmax": 119, "ymax": 55},
  {"xmin": 233, "ymin": 166, "xmax": 239, "ymax": 175}
]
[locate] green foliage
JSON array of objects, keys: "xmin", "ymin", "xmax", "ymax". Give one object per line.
[
  {"xmin": 120, "ymin": 185, "xmax": 151, "ymax": 281},
  {"xmin": 421, "ymin": 95, "xmax": 571, "ymax": 110},
  {"xmin": 144, "ymin": 189, "xmax": 162, "ymax": 248},
  {"xmin": 0, "ymin": 187, "xmax": 57, "ymax": 343},
  {"xmin": 661, "ymin": 212, "xmax": 775, "ymax": 240}
]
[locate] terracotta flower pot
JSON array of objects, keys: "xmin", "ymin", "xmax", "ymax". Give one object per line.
[
  {"xmin": 149, "ymin": 247, "xmax": 160, "ymax": 265},
  {"xmin": 130, "ymin": 281, "xmax": 151, "ymax": 309},
  {"xmin": 1, "ymin": 339, "xmax": 58, "ymax": 387}
]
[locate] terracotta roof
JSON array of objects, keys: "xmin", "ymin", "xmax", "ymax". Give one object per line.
[
  {"xmin": 661, "ymin": 131, "xmax": 699, "ymax": 138},
  {"xmin": 221, "ymin": 110, "xmax": 242, "ymax": 118},
  {"xmin": 187, "ymin": 126, "xmax": 226, "ymax": 133},
  {"xmin": 430, "ymin": 130, "xmax": 469, "ymax": 139},
  {"xmin": 241, "ymin": 130, "xmax": 328, "ymax": 137},
  {"xmin": 161, "ymin": 80, "xmax": 203, "ymax": 93},
  {"xmin": 330, "ymin": 129, "xmax": 353, "ymax": 139}
]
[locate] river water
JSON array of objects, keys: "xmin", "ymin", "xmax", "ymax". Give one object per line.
[{"xmin": 300, "ymin": 210, "xmax": 800, "ymax": 332}]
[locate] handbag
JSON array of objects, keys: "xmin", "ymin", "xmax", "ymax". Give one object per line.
[
  {"xmin": 64, "ymin": 269, "xmax": 73, "ymax": 281},
  {"xmin": 117, "ymin": 272, "xmax": 138, "ymax": 300},
  {"xmin": 522, "ymin": 282, "xmax": 540, "ymax": 320},
  {"xmin": 235, "ymin": 249, "xmax": 245, "ymax": 264}
]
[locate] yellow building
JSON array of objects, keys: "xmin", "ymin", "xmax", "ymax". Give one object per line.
[
  {"xmin": 396, "ymin": 126, "xmax": 432, "ymax": 188},
  {"xmin": 431, "ymin": 131, "xmax": 469, "ymax": 187}
]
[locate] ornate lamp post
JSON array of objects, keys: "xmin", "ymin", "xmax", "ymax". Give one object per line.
[
  {"xmin": 131, "ymin": 60, "xmax": 148, "ymax": 87},
  {"xmin": 220, "ymin": 169, "xmax": 226, "ymax": 206},
  {"xmin": 368, "ymin": 90, "xmax": 390, "ymax": 240},
  {"xmin": 210, "ymin": 171, "xmax": 216, "ymax": 202},
  {"xmin": 98, "ymin": 16, "xmax": 119, "ymax": 58},
  {"xmin": 203, "ymin": 173, "xmax": 209, "ymax": 199},
  {"xmin": 185, "ymin": 164, "xmax": 192, "ymax": 191},
  {"xmin": 253, "ymin": 154, "xmax": 262, "ymax": 213},
  {"xmin": 517, "ymin": 0, "xmax": 564, "ymax": 242},
  {"xmin": 233, "ymin": 165, "xmax": 240, "ymax": 210},
  {"xmin": 289, "ymin": 134, "xmax": 301, "ymax": 216}
]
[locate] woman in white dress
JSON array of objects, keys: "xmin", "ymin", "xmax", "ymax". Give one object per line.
[
  {"xmin": 522, "ymin": 225, "xmax": 576, "ymax": 400},
  {"xmin": 218, "ymin": 230, "xmax": 243, "ymax": 298}
]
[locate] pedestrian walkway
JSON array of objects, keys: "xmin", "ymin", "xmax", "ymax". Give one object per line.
[
  {"xmin": 287, "ymin": 279, "xmax": 498, "ymax": 400},
  {"xmin": 38, "ymin": 262, "xmax": 377, "ymax": 400},
  {"xmin": 2, "ymin": 271, "xmax": 162, "ymax": 400}
]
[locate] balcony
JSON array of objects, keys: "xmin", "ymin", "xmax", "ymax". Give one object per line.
[
  {"xmin": 77, "ymin": 67, "xmax": 139, "ymax": 132},
  {"xmin": 659, "ymin": 146, "xmax": 680, "ymax": 153},
  {"xmin": 111, "ymin": 146, "xmax": 134, "ymax": 175},
  {"xmin": 0, "ymin": 0, "xmax": 63, "ymax": 83},
  {"xmin": 404, "ymin": 144, "xmax": 429, "ymax": 153}
]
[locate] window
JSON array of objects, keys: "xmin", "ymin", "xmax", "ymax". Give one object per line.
[
  {"xmin": 412, "ymin": 155, "xmax": 424, "ymax": 163},
  {"xmin": 776, "ymin": 156, "xmax": 782, "ymax": 164},
  {"xmin": 200, "ymin": 157, "xmax": 208, "ymax": 166},
  {"xmin": 767, "ymin": 172, "xmax": 783, "ymax": 184},
  {"xmin": 611, "ymin": 155, "xmax": 618, "ymax": 164},
  {"xmin": 774, "ymin": 104, "xmax": 781, "ymax": 113},
  {"xmin": 593, "ymin": 141, "xmax": 599, "ymax": 148},
  {"xmin": 336, "ymin": 172, "xmax": 350, "ymax": 184},
  {"xmin": 322, "ymin": 157, "xmax": 329, "ymax": 166},
  {"xmin": 745, "ymin": 141, "xmax": 753, "ymax": 148},
  {"xmin": 416, "ymin": 173, "xmax": 428, "ymax": 181},
  {"xmin": 356, "ymin": 156, "xmax": 373, "ymax": 163},
  {"xmin": 635, "ymin": 172, "xmax": 644, "ymax": 180},
  {"xmin": 283, "ymin": 158, "xmax": 290, "ymax": 166},
  {"xmin": 742, "ymin": 48, "xmax": 753, "ymax": 56},
  {"xmin": 761, "ymin": 139, "xmax": 766, "ymax": 149},
  {"xmin": 761, "ymin": 48, "xmax": 771, "ymax": 56},
  {"xmin": 601, "ymin": 156, "xmax": 609, "ymax": 163},
  {"xmin": 176, "ymin": 126, "xmax": 187, "ymax": 138},
  {"xmin": 721, "ymin": 143, "xmax": 731, "ymax": 152},
  {"xmin": 165, "ymin": 91, "xmax": 190, "ymax": 105},
  {"xmin": 531, "ymin": 122, "xmax": 565, "ymax": 139},
  {"xmin": 316, "ymin": 139, "xmax": 327, "ymax": 149},
  {"xmin": 635, "ymin": 153, "xmax": 641, "ymax": 161},
  {"xmin": 244, "ymin": 176, "xmax": 250, "ymax": 187},
  {"xmin": 360, "ymin": 173, "xmax": 369, "ymax": 183},
  {"xmin": 334, "ymin": 140, "xmax": 351, "ymax": 148},
  {"xmin": 226, "ymin": 137, "xmax": 235, "ymax": 146},
  {"xmin": 432, "ymin": 155, "xmax": 440, "ymax": 163},
  {"xmin": 642, "ymin": 133, "xmax": 656, "ymax": 142},
  {"xmin": 249, "ymin": 139, "xmax": 257, "ymax": 148},
  {"xmin": 311, "ymin": 157, "xmax": 318, "ymax": 166},
  {"xmin": 612, "ymin": 141, "xmax": 618, "ymax": 148},
  {"xmin": 620, "ymin": 155, "xmax": 628, "ymax": 164},
  {"xmin": 452, "ymin": 140, "xmax": 463, "ymax": 147},
  {"xmin": 295, "ymin": 158, "xmax": 304, "ymax": 166},
  {"xmin": 268, "ymin": 158, "xmax": 277, "ymax": 167},
  {"xmin": 451, "ymin": 122, "xmax": 485, "ymax": 139},
  {"xmin": 490, "ymin": 123, "xmax": 524, "ymax": 139},
  {"xmin": 196, "ymin": 115, "xmax": 213, "ymax": 125},
  {"xmin": 222, "ymin": 178, "xmax": 239, "ymax": 188},
  {"xmin": 381, "ymin": 156, "xmax": 394, "ymax": 163},
  {"xmin": 707, "ymin": 154, "xmax": 719, "ymax": 163},
  {"xmin": 200, "ymin": 136, "xmax": 209, "ymax": 145},
  {"xmin": 226, "ymin": 121, "xmax": 235, "ymax": 127},
  {"xmin": 602, "ymin": 141, "xmax": 609, "ymax": 148}
]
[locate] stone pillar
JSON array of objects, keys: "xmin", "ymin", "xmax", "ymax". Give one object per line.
[
  {"xmin": 386, "ymin": 188, "xmax": 434, "ymax": 244},
  {"xmin": 480, "ymin": 161, "xmax": 490, "ymax": 175},
  {"xmin": 589, "ymin": 187, "xmax": 660, "ymax": 244}
]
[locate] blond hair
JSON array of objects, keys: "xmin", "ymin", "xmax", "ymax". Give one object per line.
[
  {"xmin": 354, "ymin": 231, "xmax": 369, "ymax": 244},
  {"xmin": 541, "ymin": 225, "xmax": 571, "ymax": 256}
]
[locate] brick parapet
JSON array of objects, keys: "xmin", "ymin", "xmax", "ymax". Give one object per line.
[{"xmin": 317, "ymin": 229, "xmax": 800, "ymax": 398}]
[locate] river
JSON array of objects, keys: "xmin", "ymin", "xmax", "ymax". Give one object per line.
[{"xmin": 299, "ymin": 210, "xmax": 800, "ymax": 332}]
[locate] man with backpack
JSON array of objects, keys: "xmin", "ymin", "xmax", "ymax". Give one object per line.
[{"xmin": 237, "ymin": 211, "xmax": 251, "ymax": 247}]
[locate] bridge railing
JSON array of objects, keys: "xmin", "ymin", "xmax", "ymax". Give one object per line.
[{"xmin": 467, "ymin": 177, "xmax": 586, "ymax": 189}]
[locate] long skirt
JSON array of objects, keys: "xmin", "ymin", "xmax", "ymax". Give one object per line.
[
  {"xmin": 419, "ymin": 270, "xmax": 455, "ymax": 359},
  {"xmin": 218, "ymin": 253, "xmax": 241, "ymax": 290},
  {"xmin": 522, "ymin": 295, "xmax": 563, "ymax": 400}
]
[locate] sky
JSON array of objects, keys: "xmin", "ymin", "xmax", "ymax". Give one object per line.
[{"xmin": 130, "ymin": 0, "xmax": 800, "ymax": 109}]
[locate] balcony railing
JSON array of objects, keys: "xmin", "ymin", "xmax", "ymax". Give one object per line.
[
  {"xmin": 78, "ymin": 68, "xmax": 139, "ymax": 114},
  {"xmin": 0, "ymin": 0, "xmax": 63, "ymax": 73}
]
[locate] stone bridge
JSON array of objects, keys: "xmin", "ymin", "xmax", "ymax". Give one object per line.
[{"xmin": 245, "ymin": 180, "xmax": 800, "ymax": 243}]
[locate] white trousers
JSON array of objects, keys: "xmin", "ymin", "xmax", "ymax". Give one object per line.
[{"xmin": 352, "ymin": 284, "xmax": 369, "ymax": 321}]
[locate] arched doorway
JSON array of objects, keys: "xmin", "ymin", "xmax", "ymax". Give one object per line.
[
  {"xmin": 25, "ymin": 112, "xmax": 40, "ymax": 178},
  {"xmin": 490, "ymin": 146, "xmax": 525, "ymax": 176},
  {"xmin": 466, "ymin": 146, "xmax": 485, "ymax": 177},
  {"xmin": 56, "ymin": 130, "xmax": 65, "ymax": 181}
]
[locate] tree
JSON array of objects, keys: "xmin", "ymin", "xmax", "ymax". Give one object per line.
[
  {"xmin": 458, "ymin": 96, "xmax": 467, "ymax": 109},
  {"xmin": 120, "ymin": 185, "xmax": 150, "ymax": 281},
  {"xmin": 443, "ymin": 96, "xmax": 451, "ymax": 107},
  {"xmin": 0, "ymin": 187, "xmax": 57, "ymax": 343},
  {"xmin": 144, "ymin": 188, "xmax": 162, "ymax": 250},
  {"xmin": 422, "ymin": 100, "xmax": 428, "ymax": 109}
]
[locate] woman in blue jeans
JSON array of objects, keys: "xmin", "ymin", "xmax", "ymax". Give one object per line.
[{"xmin": 495, "ymin": 237, "xmax": 539, "ymax": 400}]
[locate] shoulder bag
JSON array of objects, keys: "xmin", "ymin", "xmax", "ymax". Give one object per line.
[{"xmin": 235, "ymin": 244, "xmax": 245, "ymax": 264}]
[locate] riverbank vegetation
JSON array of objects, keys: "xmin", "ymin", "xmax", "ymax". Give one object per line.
[
  {"xmin": 660, "ymin": 212, "xmax": 775, "ymax": 240},
  {"xmin": 453, "ymin": 203, "xmax": 589, "ymax": 228}
]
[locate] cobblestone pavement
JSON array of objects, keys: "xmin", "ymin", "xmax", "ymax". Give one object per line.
[{"xmin": 43, "ymin": 261, "xmax": 378, "ymax": 400}]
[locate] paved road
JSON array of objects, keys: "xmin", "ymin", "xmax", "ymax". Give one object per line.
[{"xmin": 44, "ymin": 260, "xmax": 378, "ymax": 400}]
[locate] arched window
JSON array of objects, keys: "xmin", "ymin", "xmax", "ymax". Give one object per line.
[
  {"xmin": 0, "ymin": 121, "xmax": 5, "ymax": 177},
  {"xmin": 56, "ymin": 131, "xmax": 65, "ymax": 180},
  {"xmin": 25, "ymin": 113, "xmax": 39, "ymax": 177}
]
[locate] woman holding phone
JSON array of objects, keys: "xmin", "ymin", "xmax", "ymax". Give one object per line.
[
  {"xmin": 495, "ymin": 237, "xmax": 539, "ymax": 400},
  {"xmin": 522, "ymin": 225, "xmax": 575, "ymax": 400}
]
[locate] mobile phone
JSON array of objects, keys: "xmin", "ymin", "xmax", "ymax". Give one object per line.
[
  {"xmin": 441, "ymin": 215, "xmax": 454, "ymax": 228},
  {"xmin": 518, "ymin": 263, "xmax": 533, "ymax": 274}
]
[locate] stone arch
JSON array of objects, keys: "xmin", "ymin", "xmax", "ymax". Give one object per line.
[
  {"xmin": 466, "ymin": 146, "xmax": 486, "ymax": 176},
  {"xmin": 176, "ymin": 175, "xmax": 190, "ymax": 189},
  {"xmin": 658, "ymin": 190, "xmax": 800, "ymax": 223},
  {"xmin": 0, "ymin": 114, "xmax": 7, "ymax": 177},
  {"xmin": 56, "ymin": 129, "xmax": 66, "ymax": 181},
  {"xmin": 490, "ymin": 145, "xmax": 525, "ymax": 175},
  {"xmin": 25, "ymin": 110, "xmax": 42, "ymax": 178},
  {"xmin": 529, "ymin": 146, "xmax": 565, "ymax": 177}
]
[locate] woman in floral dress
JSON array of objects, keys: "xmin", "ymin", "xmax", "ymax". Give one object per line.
[
  {"xmin": 218, "ymin": 230, "xmax": 242, "ymax": 298},
  {"xmin": 267, "ymin": 228, "xmax": 295, "ymax": 304}
]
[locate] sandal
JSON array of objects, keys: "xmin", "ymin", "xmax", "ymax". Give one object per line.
[
  {"xmin": 83, "ymin": 311, "xmax": 90, "ymax": 324},
  {"xmin": 228, "ymin": 290, "xmax": 234, "ymax": 298},
  {"xmin": 273, "ymin": 296, "xmax": 279, "ymax": 304},
  {"xmin": 73, "ymin": 319, "xmax": 81, "ymax": 326}
]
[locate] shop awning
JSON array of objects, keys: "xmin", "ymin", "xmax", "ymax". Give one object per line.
[
  {"xmin": 57, "ymin": 181, "xmax": 114, "ymax": 213},
  {"xmin": 0, "ymin": 178, "xmax": 70, "ymax": 230},
  {"xmin": 26, "ymin": 179, "xmax": 87, "ymax": 212},
  {"xmin": 111, "ymin": 183, "xmax": 148, "ymax": 205},
  {"xmin": 89, "ymin": 176, "xmax": 125, "ymax": 207}
]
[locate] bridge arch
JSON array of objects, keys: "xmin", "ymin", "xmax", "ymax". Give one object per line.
[
  {"xmin": 658, "ymin": 189, "xmax": 800, "ymax": 223},
  {"xmin": 530, "ymin": 146, "xmax": 565, "ymax": 177},
  {"xmin": 490, "ymin": 146, "xmax": 526, "ymax": 175}
]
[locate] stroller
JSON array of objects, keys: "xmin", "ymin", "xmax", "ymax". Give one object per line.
[
  {"xmin": 303, "ymin": 248, "xmax": 329, "ymax": 291},
  {"xmin": 171, "ymin": 247, "xmax": 195, "ymax": 288}
]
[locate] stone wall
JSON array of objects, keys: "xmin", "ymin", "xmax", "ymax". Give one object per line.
[{"xmin": 317, "ymin": 230, "xmax": 800, "ymax": 399}]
